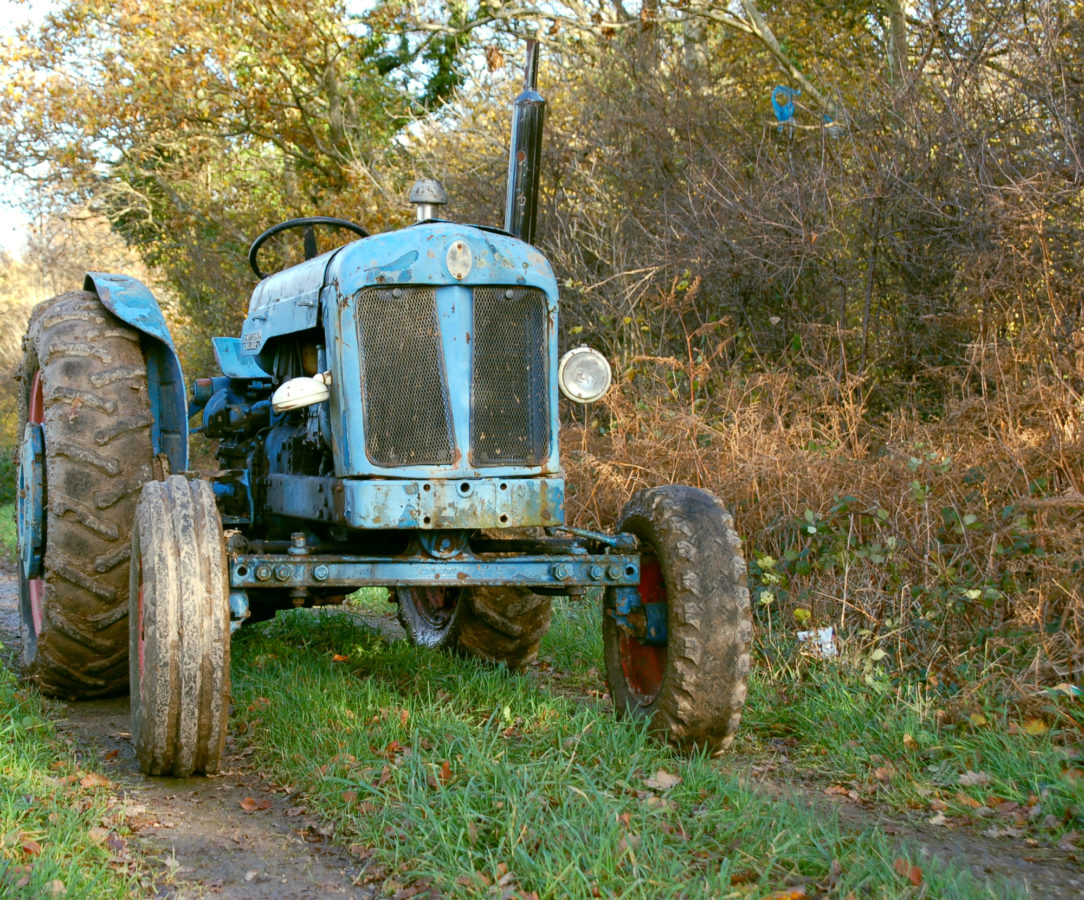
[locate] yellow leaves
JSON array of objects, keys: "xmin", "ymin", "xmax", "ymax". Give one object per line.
[
  {"xmin": 643, "ymin": 769, "xmax": 682, "ymax": 790},
  {"xmin": 78, "ymin": 772, "xmax": 111, "ymax": 790},
  {"xmin": 484, "ymin": 45, "xmax": 504, "ymax": 72}
]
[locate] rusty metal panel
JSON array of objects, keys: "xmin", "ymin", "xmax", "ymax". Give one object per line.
[
  {"xmin": 229, "ymin": 551, "xmax": 639, "ymax": 590},
  {"xmin": 265, "ymin": 474, "xmax": 564, "ymax": 529}
]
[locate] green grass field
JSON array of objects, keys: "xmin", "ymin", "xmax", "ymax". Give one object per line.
[
  {"xmin": 228, "ymin": 595, "xmax": 1063, "ymax": 899},
  {"xmin": 0, "ymin": 503, "xmax": 15, "ymax": 563},
  {"xmin": 0, "ymin": 648, "xmax": 140, "ymax": 897}
]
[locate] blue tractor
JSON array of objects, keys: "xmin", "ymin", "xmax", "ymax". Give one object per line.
[{"xmin": 16, "ymin": 44, "xmax": 751, "ymax": 776}]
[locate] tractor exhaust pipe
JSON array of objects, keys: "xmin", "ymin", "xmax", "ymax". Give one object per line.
[{"xmin": 503, "ymin": 39, "xmax": 545, "ymax": 244}]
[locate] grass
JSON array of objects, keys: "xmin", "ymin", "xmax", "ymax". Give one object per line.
[
  {"xmin": 230, "ymin": 597, "xmax": 1033, "ymax": 899},
  {"xmin": 743, "ymin": 639, "xmax": 1084, "ymax": 847},
  {"xmin": 0, "ymin": 642, "xmax": 140, "ymax": 898},
  {"xmin": 0, "ymin": 502, "xmax": 15, "ymax": 563}
]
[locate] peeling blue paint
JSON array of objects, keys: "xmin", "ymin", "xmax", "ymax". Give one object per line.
[{"xmin": 83, "ymin": 273, "xmax": 188, "ymax": 472}]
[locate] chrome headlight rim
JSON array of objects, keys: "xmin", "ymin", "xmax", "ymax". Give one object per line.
[{"xmin": 558, "ymin": 346, "xmax": 612, "ymax": 404}]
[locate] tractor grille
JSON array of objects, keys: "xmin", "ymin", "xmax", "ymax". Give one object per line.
[
  {"xmin": 471, "ymin": 287, "xmax": 550, "ymax": 466},
  {"xmin": 356, "ymin": 287, "xmax": 455, "ymax": 466}
]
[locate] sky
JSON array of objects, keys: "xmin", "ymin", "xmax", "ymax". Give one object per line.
[{"xmin": 0, "ymin": 0, "xmax": 49, "ymax": 255}]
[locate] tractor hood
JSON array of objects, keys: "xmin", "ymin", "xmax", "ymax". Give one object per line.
[{"xmin": 238, "ymin": 222, "xmax": 557, "ymax": 372}]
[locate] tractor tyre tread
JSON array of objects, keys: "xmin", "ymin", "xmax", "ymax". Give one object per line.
[
  {"xmin": 453, "ymin": 586, "xmax": 552, "ymax": 671},
  {"xmin": 604, "ymin": 485, "xmax": 751, "ymax": 754},
  {"xmin": 18, "ymin": 291, "xmax": 153, "ymax": 698},
  {"xmin": 130, "ymin": 477, "xmax": 229, "ymax": 777}
]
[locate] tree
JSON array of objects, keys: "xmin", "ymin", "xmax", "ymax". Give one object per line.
[{"xmin": 0, "ymin": 0, "xmax": 469, "ymax": 363}]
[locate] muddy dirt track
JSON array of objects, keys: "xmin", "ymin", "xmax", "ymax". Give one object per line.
[{"xmin": 2, "ymin": 570, "xmax": 1082, "ymax": 899}]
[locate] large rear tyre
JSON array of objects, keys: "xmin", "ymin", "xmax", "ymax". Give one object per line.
[
  {"xmin": 130, "ymin": 477, "xmax": 230, "ymax": 777},
  {"xmin": 16, "ymin": 291, "xmax": 154, "ymax": 698},
  {"xmin": 395, "ymin": 587, "xmax": 464, "ymax": 648},
  {"xmin": 394, "ymin": 584, "xmax": 550, "ymax": 670},
  {"xmin": 603, "ymin": 485, "xmax": 751, "ymax": 754},
  {"xmin": 453, "ymin": 586, "xmax": 552, "ymax": 671}
]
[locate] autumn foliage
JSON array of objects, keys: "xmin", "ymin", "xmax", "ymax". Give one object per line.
[{"xmin": 1, "ymin": 1, "xmax": 1082, "ymax": 687}]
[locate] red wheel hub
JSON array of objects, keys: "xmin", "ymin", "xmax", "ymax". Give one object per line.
[
  {"xmin": 27, "ymin": 370, "xmax": 45, "ymax": 636},
  {"xmin": 619, "ymin": 555, "xmax": 667, "ymax": 705}
]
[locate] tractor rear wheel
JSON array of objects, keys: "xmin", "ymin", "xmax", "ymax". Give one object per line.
[
  {"xmin": 17, "ymin": 291, "xmax": 154, "ymax": 698},
  {"xmin": 130, "ymin": 477, "xmax": 230, "ymax": 776},
  {"xmin": 453, "ymin": 586, "xmax": 551, "ymax": 670},
  {"xmin": 394, "ymin": 584, "xmax": 550, "ymax": 670},
  {"xmin": 603, "ymin": 485, "xmax": 751, "ymax": 754},
  {"xmin": 395, "ymin": 586, "xmax": 464, "ymax": 648}
]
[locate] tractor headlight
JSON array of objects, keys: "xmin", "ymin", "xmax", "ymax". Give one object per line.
[{"xmin": 558, "ymin": 346, "xmax": 612, "ymax": 403}]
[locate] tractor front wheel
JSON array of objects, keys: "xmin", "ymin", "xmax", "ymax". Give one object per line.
[
  {"xmin": 603, "ymin": 485, "xmax": 751, "ymax": 754},
  {"xmin": 130, "ymin": 476, "xmax": 230, "ymax": 777}
]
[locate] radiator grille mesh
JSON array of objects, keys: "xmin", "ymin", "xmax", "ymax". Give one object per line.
[
  {"xmin": 356, "ymin": 287, "xmax": 454, "ymax": 466},
  {"xmin": 471, "ymin": 287, "xmax": 550, "ymax": 466}
]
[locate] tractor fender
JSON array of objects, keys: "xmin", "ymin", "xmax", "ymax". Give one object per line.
[{"xmin": 84, "ymin": 273, "xmax": 189, "ymax": 473}]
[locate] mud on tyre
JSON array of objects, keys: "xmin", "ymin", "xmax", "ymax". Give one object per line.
[
  {"xmin": 395, "ymin": 584, "xmax": 551, "ymax": 671},
  {"xmin": 16, "ymin": 291, "xmax": 154, "ymax": 698},
  {"xmin": 130, "ymin": 476, "xmax": 230, "ymax": 777},
  {"xmin": 603, "ymin": 485, "xmax": 752, "ymax": 754}
]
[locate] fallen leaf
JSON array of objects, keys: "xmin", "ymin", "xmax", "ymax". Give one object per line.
[
  {"xmin": 439, "ymin": 760, "xmax": 453, "ymax": 785},
  {"xmin": 959, "ymin": 771, "xmax": 991, "ymax": 787},
  {"xmin": 928, "ymin": 812, "xmax": 947, "ymax": 826},
  {"xmin": 87, "ymin": 826, "xmax": 109, "ymax": 844},
  {"xmin": 893, "ymin": 858, "xmax": 923, "ymax": 885},
  {"xmin": 239, "ymin": 797, "xmax": 271, "ymax": 812},
  {"xmin": 21, "ymin": 838, "xmax": 42, "ymax": 857},
  {"xmin": 955, "ymin": 791, "xmax": 983, "ymax": 809},
  {"xmin": 902, "ymin": 732, "xmax": 918, "ymax": 751},
  {"xmin": 332, "ymin": 654, "xmax": 349, "ymax": 662},
  {"xmin": 79, "ymin": 773, "xmax": 111, "ymax": 789},
  {"xmin": 1058, "ymin": 831, "xmax": 1079, "ymax": 851},
  {"xmin": 103, "ymin": 749, "xmax": 119, "ymax": 761},
  {"xmin": 644, "ymin": 769, "xmax": 682, "ymax": 790},
  {"xmin": 45, "ymin": 879, "xmax": 66, "ymax": 897},
  {"xmin": 873, "ymin": 766, "xmax": 893, "ymax": 782},
  {"xmin": 342, "ymin": 791, "xmax": 358, "ymax": 804}
]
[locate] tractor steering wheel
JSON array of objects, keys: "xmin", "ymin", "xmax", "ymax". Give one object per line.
[{"xmin": 248, "ymin": 216, "xmax": 370, "ymax": 279}]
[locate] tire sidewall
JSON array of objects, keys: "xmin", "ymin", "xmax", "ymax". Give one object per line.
[{"xmin": 604, "ymin": 485, "xmax": 752, "ymax": 752}]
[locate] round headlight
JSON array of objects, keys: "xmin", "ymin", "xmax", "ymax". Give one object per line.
[{"xmin": 558, "ymin": 346, "xmax": 612, "ymax": 403}]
